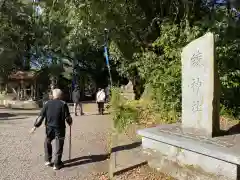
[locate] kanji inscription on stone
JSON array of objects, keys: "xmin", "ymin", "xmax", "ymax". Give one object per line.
[
  {"xmin": 182, "ymin": 32, "xmax": 220, "ymax": 137},
  {"xmin": 191, "ymin": 77, "xmax": 202, "ymax": 95},
  {"xmin": 190, "ymin": 50, "xmax": 203, "ymax": 68},
  {"xmin": 192, "ymin": 100, "xmax": 202, "ymax": 113}
]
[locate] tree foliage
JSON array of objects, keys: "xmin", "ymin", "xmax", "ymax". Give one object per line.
[
  {"xmin": 81, "ymin": 0, "xmax": 240, "ymax": 120},
  {"xmin": 1, "ymin": 0, "xmax": 240, "ymax": 119},
  {"xmin": 0, "ymin": 0, "xmax": 33, "ymax": 76}
]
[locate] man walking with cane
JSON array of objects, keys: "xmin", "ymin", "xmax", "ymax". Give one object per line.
[{"xmin": 30, "ymin": 88, "xmax": 72, "ymax": 170}]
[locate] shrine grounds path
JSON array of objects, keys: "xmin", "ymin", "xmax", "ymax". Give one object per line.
[{"xmin": 0, "ymin": 105, "xmax": 112, "ymax": 180}]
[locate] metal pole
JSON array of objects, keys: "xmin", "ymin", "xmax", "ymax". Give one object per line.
[
  {"xmin": 104, "ymin": 28, "xmax": 113, "ymax": 87},
  {"xmin": 72, "ymin": 58, "xmax": 76, "ymax": 89}
]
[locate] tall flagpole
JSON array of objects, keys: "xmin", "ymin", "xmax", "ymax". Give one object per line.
[
  {"xmin": 72, "ymin": 58, "xmax": 76, "ymax": 89},
  {"xmin": 104, "ymin": 28, "xmax": 113, "ymax": 87}
]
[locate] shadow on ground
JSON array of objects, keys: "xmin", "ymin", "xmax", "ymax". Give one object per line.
[
  {"xmin": 0, "ymin": 112, "xmax": 38, "ymax": 121},
  {"xmin": 112, "ymin": 141, "xmax": 142, "ymax": 153},
  {"xmin": 0, "ymin": 117, "xmax": 29, "ymax": 121},
  {"xmin": 0, "ymin": 113, "xmax": 29, "ymax": 121},
  {"xmin": 80, "ymin": 112, "xmax": 110, "ymax": 116},
  {"xmin": 214, "ymin": 121, "xmax": 240, "ymax": 137},
  {"xmin": 63, "ymin": 154, "xmax": 110, "ymax": 168},
  {"xmin": 223, "ymin": 122, "xmax": 240, "ymax": 136},
  {"xmin": 62, "ymin": 142, "xmax": 141, "ymax": 168},
  {"xmin": 0, "ymin": 113, "xmax": 16, "ymax": 118}
]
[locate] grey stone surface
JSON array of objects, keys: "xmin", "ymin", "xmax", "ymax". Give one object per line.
[
  {"xmin": 138, "ymin": 125, "xmax": 240, "ymax": 180},
  {"xmin": 144, "ymin": 148, "xmax": 231, "ymax": 180},
  {"xmin": 121, "ymin": 81, "xmax": 135, "ymax": 100},
  {"xmin": 138, "ymin": 125, "xmax": 240, "ymax": 164},
  {"xmin": 181, "ymin": 32, "xmax": 220, "ymax": 137},
  {"xmin": 122, "ymin": 81, "xmax": 134, "ymax": 92},
  {"xmin": 1, "ymin": 100, "xmax": 39, "ymax": 109}
]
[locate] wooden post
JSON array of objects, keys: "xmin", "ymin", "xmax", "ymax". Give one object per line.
[
  {"xmin": 17, "ymin": 84, "xmax": 20, "ymax": 100},
  {"xmin": 20, "ymin": 80, "xmax": 24, "ymax": 100},
  {"xmin": 0, "ymin": 77, "xmax": 3, "ymax": 94},
  {"xmin": 33, "ymin": 80, "xmax": 36, "ymax": 99},
  {"xmin": 31, "ymin": 83, "xmax": 34, "ymax": 99},
  {"xmin": 5, "ymin": 83, "xmax": 7, "ymax": 93}
]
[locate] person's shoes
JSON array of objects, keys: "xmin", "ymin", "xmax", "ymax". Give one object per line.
[
  {"xmin": 53, "ymin": 162, "xmax": 64, "ymax": 170},
  {"xmin": 75, "ymin": 113, "xmax": 78, "ymax": 116},
  {"xmin": 45, "ymin": 161, "xmax": 52, "ymax": 167},
  {"xmin": 80, "ymin": 112, "xmax": 84, "ymax": 116},
  {"xmin": 53, "ymin": 166, "xmax": 59, "ymax": 170}
]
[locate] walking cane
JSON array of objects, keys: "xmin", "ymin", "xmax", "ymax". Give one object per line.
[{"xmin": 69, "ymin": 125, "xmax": 72, "ymax": 160}]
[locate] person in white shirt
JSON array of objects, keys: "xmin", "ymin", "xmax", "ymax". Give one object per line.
[{"xmin": 96, "ymin": 88, "xmax": 106, "ymax": 115}]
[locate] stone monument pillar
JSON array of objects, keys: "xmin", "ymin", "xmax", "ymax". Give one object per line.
[
  {"xmin": 138, "ymin": 33, "xmax": 240, "ymax": 180},
  {"xmin": 181, "ymin": 32, "xmax": 220, "ymax": 137}
]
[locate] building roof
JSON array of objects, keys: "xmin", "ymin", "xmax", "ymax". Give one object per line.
[{"xmin": 8, "ymin": 71, "xmax": 39, "ymax": 80}]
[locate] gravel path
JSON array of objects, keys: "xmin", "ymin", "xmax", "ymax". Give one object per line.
[
  {"xmin": 115, "ymin": 165, "xmax": 174, "ymax": 180},
  {"xmin": 0, "ymin": 109, "xmax": 112, "ymax": 180}
]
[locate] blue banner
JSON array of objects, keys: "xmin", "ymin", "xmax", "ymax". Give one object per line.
[
  {"xmin": 104, "ymin": 46, "xmax": 109, "ymax": 66},
  {"xmin": 72, "ymin": 64, "xmax": 76, "ymax": 89}
]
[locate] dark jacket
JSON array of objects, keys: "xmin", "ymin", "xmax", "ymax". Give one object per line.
[
  {"xmin": 34, "ymin": 99, "xmax": 72, "ymax": 129},
  {"xmin": 72, "ymin": 87, "xmax": 81, "ymax": 103},
  {"xmin": 105, "ymin": 86, "xmax": 110, "ymax": 96}
]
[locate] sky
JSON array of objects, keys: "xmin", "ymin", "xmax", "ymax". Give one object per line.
[{"xmin": 216, "ymin": 0, "xmax": 226, "ymax": 3}]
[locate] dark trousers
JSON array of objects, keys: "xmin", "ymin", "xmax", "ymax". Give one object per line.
[
  {"xmin": 44, "ymin": 127, "xmax": 65, "ymax": 166},
  {"xmin": 105, "ymin": 95, "xmax": 110, "ymax": 103},
  {"xmin": 97, "ymin": 102, "xmax": 104, "ymax": 115},
  {"xmin": 73, "ymin": 102, "xmax": 83, "ymax": 115},
  {"xmin": 42, "ymin": 101, "xmax": 47, "ymax": 107}
]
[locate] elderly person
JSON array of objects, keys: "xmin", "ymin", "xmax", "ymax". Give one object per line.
[{"xmin": 30, "ymin": 89, "xmax": 72, "ymax": 170}]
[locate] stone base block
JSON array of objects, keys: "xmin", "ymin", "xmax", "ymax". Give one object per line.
[
  {"xmin": 138, "ymin": 124, "xmax": 240, "ymax": 180},
  {"xmin": 4, "ymin": 100, "xmax": 39, "ymax": 109}
]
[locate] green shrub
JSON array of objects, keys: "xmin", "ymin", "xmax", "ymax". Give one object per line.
[
  {"xmin": 110, "ymin": 9, "xmax": 240, "ymax": 127},
  {"xmin": 110, "ymin": 86, "xmax": 178, "ymax": 132},
  {"xmin": 110, "ymin": 87, "xmax": 140, "ymax": 132}
]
